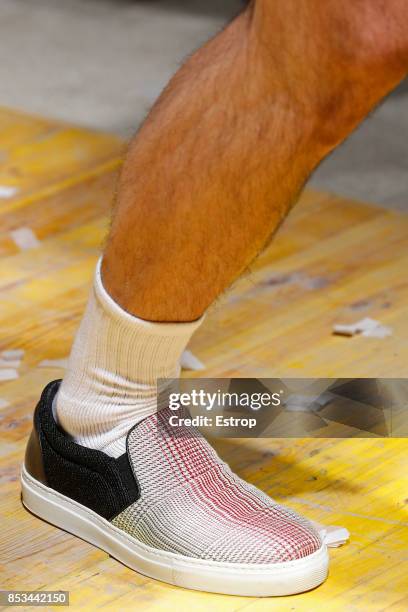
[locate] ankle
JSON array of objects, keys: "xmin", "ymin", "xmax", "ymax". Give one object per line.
[{"xmin": 56, "ymin": 259, "xmax": 204, "ymax": 457}]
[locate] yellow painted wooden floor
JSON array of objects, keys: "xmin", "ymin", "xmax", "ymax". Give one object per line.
[{"xmin": 0, "ymin": 108, "xmax": 407, "ymax": 611}]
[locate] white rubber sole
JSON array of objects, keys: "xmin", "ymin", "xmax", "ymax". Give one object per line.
[{"xmin": 21, "ymin": 465, "xmax": 329, "ymax": 597}]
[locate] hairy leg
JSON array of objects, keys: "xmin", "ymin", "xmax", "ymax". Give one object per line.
[{"xmin": 103, "ymin": 0, "xmax": 407, "ymax": 322}]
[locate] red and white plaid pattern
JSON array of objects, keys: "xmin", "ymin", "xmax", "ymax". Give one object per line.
[{"xmin": 112, "ymin": 408, "xmax": 322, "ymax": 563}]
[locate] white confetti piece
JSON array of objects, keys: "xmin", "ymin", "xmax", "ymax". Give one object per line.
[
  {"xmin": 332, "ymin": 324, "xmax": 356, "ymax": 337},
  {"xmin": 0, "ymin": 369, "xmax": 18, "ymax": 382},
  {"xmin": 356, "ymin": 318, "xmax": 383, "ymax": 332},
  {"xmin": 10, "ymin": 227, "xmax": 41, "ymax": 250},
  {"xmin": 333, "ymin": 317, "xmax": 392, "ymax": 338},
  {"xmin": 180, "ymin": 350, "xmax": 205, "ymax": 371},
  {"xmin": 312, "ymin": 521, "xmax": 350, "ymax": 548},
  {"xmin": 1, "ymin": 349, "xmax": 24, "ymax": 360},
  {"xmin": 323, "ymin": 525, "xmax": 350, "ymax": 547},
  {"xmin": 0, "ymin": 185, "xmax": 19, "ymax": 199},
  {"xmin": 38, "ymin": 358, "xmax": 68, "ymax": 369},
  {"xmin": 0, "ymin": 358, "xmax": 21, "ymax": 368},
  {"xmin": 362, "ymin": 325, "xmax": 392, "ymax": 338}
]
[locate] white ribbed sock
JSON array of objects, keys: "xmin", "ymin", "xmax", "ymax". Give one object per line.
[{"xmin": 55, "ymin": 259, "xmax": 203, "ymax": 457}]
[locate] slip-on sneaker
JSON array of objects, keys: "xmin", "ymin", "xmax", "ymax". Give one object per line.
[{"xmin": 21, "ymin": 380, "xmax": 329, "ymax": 596}]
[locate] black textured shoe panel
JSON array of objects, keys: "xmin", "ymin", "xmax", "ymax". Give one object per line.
[{"xmin": 27, "ymin": 380, "xmax": 140, "ymax": 520}]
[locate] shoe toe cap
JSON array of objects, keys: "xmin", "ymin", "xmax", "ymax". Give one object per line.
[{"xmin": 204, "ymin": 507, "xmax": 322, "ymax": 564}]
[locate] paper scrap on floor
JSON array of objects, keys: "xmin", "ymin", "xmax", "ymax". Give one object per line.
[
  {"xmin": 10, "ymin": 227, "xmax": 41, "ymax": 250},
  {"xmin": 181, "ymin": 350, "xmax": 205, "ymax": 371},
  {"xmin": 333, "ymin": 317, "xmax": 392, "ymax": 338},
  {"xmin": 312, "ymin": 521, "xmax": 350, "ymax": 548}
]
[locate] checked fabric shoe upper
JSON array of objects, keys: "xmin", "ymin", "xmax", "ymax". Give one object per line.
[{"xmin": 112, "ymin": 406, "xmax": 322, "ymax": 564}]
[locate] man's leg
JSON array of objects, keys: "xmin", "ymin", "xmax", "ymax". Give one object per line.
[
  {"xmin": 27, "ymin": 0, "xmax": 407, "ymax": 596},
  {"xmin": 56, "ymin": 0, "xmax": 407, "ymax": 453},
  {"xmin": 103, "ymin": 0, "xmax": 408, "ymax": 322}
]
